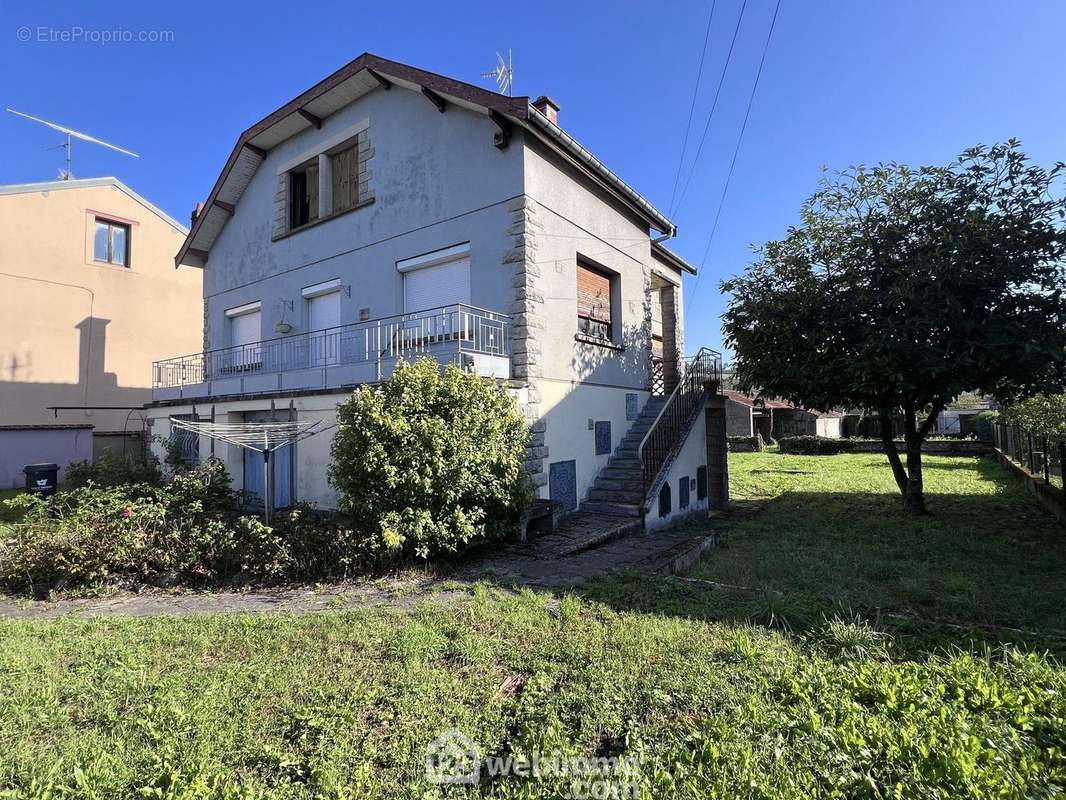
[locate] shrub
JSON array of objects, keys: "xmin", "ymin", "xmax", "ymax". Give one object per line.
[
  {"xmin": 778, "ymin": 435, "xmax": 856, "ymax": 455},
  {"xmin": 64, "ymin": 449, "xmax": 162, "ymax": 489},
  {"xmin": 728, "ymin": 435, "xmax": 764, "ymax": 452},
  {"xmin": 0, "ymin": 460, "xmax": 371, "ymax": 595},
  {"xmin": 329, "ymin": 358, "xmax": 533, "ymax": 560}
]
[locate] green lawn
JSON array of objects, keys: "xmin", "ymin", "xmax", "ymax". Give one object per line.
[
  {"xmin": 686, "ymin": 452, "xmax": 1066, "ymax": 635},
  {"xmin": 1, "ymin": 455, "xmax": 1065, "ymax": 797}
]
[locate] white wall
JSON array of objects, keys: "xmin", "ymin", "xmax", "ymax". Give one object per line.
[
  {"xmin": 816, "ymin": 417, "xmax": 842, "ymax": 438},
  {"xmin": 535, "ymin": 380, "xmax": 650, "ymax": 504},
  {"xmin": 645, "ymin": 408, "xmax": 708, "ymax": 531}
]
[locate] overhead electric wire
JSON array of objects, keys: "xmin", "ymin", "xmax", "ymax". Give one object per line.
[
  {"xmin": 688, "ymin": 0, "xmax": 783, "ymax": 310},
  {"xmin": 667, "ymin": 0, "xmax": 718, "ymax": 214},
  {"xmin": 670, "ymin": 0, "xmax": 751, "ymax": 218}
]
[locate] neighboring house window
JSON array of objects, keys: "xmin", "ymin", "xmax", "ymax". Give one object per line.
[
  {"xmin": 93, "ymin": 218, "xmax": 130, "ymax": 266},
  {"xmin": 577, "ymin": 262, "xmax": 613, "ymax": 341},
  {"xmin": 330, "ymin": 143, "xmax": 359, "ymax": 214},
  {"xmin": 289, "ymin": 160, "xmax": 319, "ymax": 229}
]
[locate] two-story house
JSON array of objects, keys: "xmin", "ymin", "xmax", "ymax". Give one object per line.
[
  {"xmin": 0, "ymin": 177, "xmax": 202, "ymax": 487},
  {"xmin": 148, "ymin": 54, "xmax": 726, "ymax": 528}
]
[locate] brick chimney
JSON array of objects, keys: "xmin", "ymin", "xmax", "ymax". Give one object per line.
[
  {"xmin": 190, "ymin": 201, "xmax": 204, "ymax": 227},
  {"xmin": 532, "ymin": 96, "xmax": 560, "ymax": 125}
]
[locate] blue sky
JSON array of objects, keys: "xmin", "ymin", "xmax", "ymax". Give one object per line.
[{"xmin": 1, "ymin": 0, "xmax": 1063, "ymax": 354}]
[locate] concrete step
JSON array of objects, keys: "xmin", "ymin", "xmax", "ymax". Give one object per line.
[
  {"xmin": 591, "ymin": 477, "xmax": 643, "ymax": 492},
  {"xmin": 599, "ymin": 466, "xmax": 641, "ymax": 481},
  {"xmin": 579, "ymin": 500, "xmax": 642, "ymax": 518},
  {"xmin": 587, "ymin": 487, "xmax": 643, "ymax": 503}
]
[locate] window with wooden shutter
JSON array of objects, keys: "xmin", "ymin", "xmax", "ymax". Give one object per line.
[
  {"xmin": 331, "ymin": 144, "xmax": 358, "ymax": 214},
  {"xmin": 288, "ymin": 160, "xmax": 318, "ymax": 229},
  {"xmin": 577, "ymin": 262, "xmax": 613, "ymax": 341}
]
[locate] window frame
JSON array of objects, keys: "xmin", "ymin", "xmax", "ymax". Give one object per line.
[
  {"xmin": 575, "ymin": 259, "xmax": 619, "ymax": 345},
  {"xmin": 93, "ymin": 217, "xmax": 131, "ymax": 267},
  {"xmin": 287, "ymin": 158, "xmax": 319, "ymax": 231}
]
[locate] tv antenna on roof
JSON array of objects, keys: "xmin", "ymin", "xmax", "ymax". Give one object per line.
[
  {"xmin": 481, "ymin": 50, "xmax": 513, "ymax": 96},
  {"xmin": 6, "ymin": 108, "xmax": 139, "ymax": 180}
]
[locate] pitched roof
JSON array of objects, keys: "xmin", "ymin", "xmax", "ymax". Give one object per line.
[
  {"xmin": 0, "ymin": 176, "xmax": 187, "ymax": 232},
  {"xmin": 176, "ymin": 53, "xmax": 675, "ymax": 268},
  {"xmin": 722, "ymin": 390, "xmax": 842, "ymax": 417}
]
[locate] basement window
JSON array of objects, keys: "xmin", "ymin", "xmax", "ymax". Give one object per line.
[
  {"xmin": 576, "ymin": 261, "xmax": 615, "ymax": 342},
  {"xmin": 93, "ymin": 218, "xmax": 130, "ymax": 266},
  {"xmin": 288, "ymin": 159, "xmax": 319, "ymax": 230}
]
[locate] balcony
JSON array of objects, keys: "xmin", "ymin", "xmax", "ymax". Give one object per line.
[{"xmin": 151, "ymin": 304, "xmax": 511, "ymax": 402}]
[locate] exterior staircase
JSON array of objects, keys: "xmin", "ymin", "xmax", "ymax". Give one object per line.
[
  {"xmin": 579, "ymin": 395, "xmax": 668, "ymax": 519},
  {"xmin": 579, "ymin": 348, "xmax": 722, "ymax": 523}
]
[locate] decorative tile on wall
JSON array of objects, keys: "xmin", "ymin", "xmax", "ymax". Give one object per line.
[
  {"xmin": 594, "ymin": 421, "xmax": 611, "ymax": 455},
  {"xmin": 549, "ymin": 459, "xmax": 578, "ymax": 513},
  {"xmin": 625, "ymin": 393, "xmax": 639, "ymax": 421},
  {"xmin": 679, "ymin": 475, "xmax": 690, "ymax": 509}
]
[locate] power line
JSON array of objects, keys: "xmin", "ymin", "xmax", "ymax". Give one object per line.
[
  {"xmin": 667, "ymin": 1, "xmax": 718, "ymax": 214},
  {"xmin": 688, "ymin": 0, "xmax": 783, "ymax": 310},
  {"xmin": 670, "ymin": 0, "xmax": 751, "ymax": 218}
]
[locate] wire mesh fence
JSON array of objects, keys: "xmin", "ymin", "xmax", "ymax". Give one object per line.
[{"xmin": 993, "ymin": 422, "xmax": 1065, "ymax": 491}]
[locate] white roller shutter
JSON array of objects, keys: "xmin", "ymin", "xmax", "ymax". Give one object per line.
[
  {"xmin": 403, "ymin": 256, "xmax": 470, "ymax": 313},
  {"xmin": 229, "ymin": 309, "xmax": 261, "ymax": 347},
  {"xmin": 307, "ymin": 290, "xmax": 341, "ymax": 331}
]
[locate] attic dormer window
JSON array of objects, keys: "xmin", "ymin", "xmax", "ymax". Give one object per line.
[{"xmin": 288, "ymin": 159, "xmax": 319, "ymax": 230}]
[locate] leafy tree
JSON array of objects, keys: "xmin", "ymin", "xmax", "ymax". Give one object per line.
[
  {"xmin": 1001, "ymin": 394, "xmax": 1066, "ymax": 439},
  {"xmin": 329, "ymin": 358, "xmax": 532, "ymax": 559},
  {"xmin": 722, "ymin": 142, "xmax": 1066, "ymax": 512}
]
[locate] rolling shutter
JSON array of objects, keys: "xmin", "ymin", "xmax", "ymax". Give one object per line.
[
  {"xmin": 403, "ymin": 257, "xmax": 471, "ymax": 313},
  {"xmin": 577, "ymin": 263, "xmax": 611, "ymax": 323},
  {"xmin": 229, "ymin": 309, "xmax": 261, "ymax": 347},
  {"xmin": 307, "ymin": 290, "xmax": 340, "ymax": 332}
]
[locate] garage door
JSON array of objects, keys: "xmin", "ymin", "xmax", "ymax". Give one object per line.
[{"xmin": 403, "ymin": 256, "xmax": 470, "ymax": 313}]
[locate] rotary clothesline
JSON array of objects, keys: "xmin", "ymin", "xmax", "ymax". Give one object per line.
[{"xmin": 169, "ymin": 417, "xmax": 334, "ymax": 522}]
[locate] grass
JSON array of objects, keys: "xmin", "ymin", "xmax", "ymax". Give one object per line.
[
  {"xmin": 1, "ymin": 590, "xmax": 1065, "ymax": 798},
  {"xmin": 1, "ymin": 454, "xmax": 1065, "ymax": 796},
  {"xmin": 685, "ymin": 453, "xmax": 1066, "ymax": 636}
]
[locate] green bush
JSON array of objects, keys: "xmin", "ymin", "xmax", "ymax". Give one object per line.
[
  {"xmin": 778, "ymin": 435, "xmax": 856, "ymax": 455},
  {"xmin": 329, "ymin": 358, "xmax": 533, "ymax": 560},
  {"xmin": 64, "ymin": 448, "xmax": 162, "ymax": 488},
  {"xmin": 728, "ymin": 435, "xmax": 765, "ymax": 452},
  {"xmin": 0, "ymin": 460, "xmax": 369, "ymax": 595}
]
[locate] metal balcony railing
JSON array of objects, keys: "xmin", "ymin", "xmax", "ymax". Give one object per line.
[{"xmin": 153, "ymin": 304, "xmax": 511, "ymax": 390}]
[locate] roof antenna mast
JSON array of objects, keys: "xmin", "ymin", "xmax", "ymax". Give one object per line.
[
  {"xmin": 6, "ymin": 108, "xmax": 139, "ymax": 180},
  {"xmin": 481, "ymin": 50, "xmax": 513, "ymax": 96}
]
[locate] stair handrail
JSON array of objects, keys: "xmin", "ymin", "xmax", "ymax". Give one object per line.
[{"xmin": 638, "ymin": 347, "xmax": 722, "ymax": 524}]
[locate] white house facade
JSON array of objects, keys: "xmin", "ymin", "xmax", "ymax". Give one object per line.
[{"xmin": 147, "ymin": 54, "xmax": 726, "ymax": 529}]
